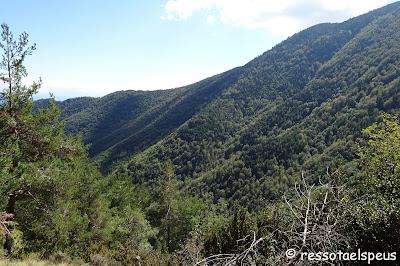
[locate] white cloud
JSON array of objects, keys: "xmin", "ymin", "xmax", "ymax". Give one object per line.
[
  {"xmin": 164, "ymin": 0, "xmax": 388, "ymax": 36},
  {"xmin": 206, "ymin": 15, "xmax": 217, "ymax": 24}
]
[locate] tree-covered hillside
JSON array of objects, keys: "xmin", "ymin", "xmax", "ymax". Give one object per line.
[
  {"xmin": 43, "ymin": 2, "xmax": 400, "ymax": 209},
  {"xmin": 3, "ymin": 2, "xmax": 400, "ymax": 265}
]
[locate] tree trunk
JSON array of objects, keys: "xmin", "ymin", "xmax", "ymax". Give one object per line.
[
  {"xmin": 6, "ymin": 192, "xmax": 16, "ymax": 215},
  {"xmin": 4, "ymin": 192, "xmax": 16, "ymax": 256},
  {"xmin": 4, "ymin": 190, "xmax": 24, "ymax": 257}
]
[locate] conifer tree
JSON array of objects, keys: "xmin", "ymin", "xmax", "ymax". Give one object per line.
[{"xmin": 0, "ymin": 23, "xmax": 90, "ymax": 257}]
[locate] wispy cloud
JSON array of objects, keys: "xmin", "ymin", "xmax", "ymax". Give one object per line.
[
  {"xmin": 164, "ymin": 0, "xmax": 388, "ymax": 36},
  {"xmin": 206, "ymin": 15, "xmax": 217, "ymax": 24}
]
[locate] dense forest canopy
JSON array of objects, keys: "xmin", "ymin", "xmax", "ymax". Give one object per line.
[
  {"xmin": 2, "ymin": 1, "xmax": 400, "ymax": 265},
  {"xmin": 41, "ymin": 2, "xmax": 400, "ymax": 208}
]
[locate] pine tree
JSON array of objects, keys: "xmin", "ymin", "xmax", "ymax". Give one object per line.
[{"xmin": 0, "ymin": 23, "xmax": 94, "ymax": 257}]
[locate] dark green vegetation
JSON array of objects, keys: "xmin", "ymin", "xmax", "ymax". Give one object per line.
[
  {"xmin": 2, "ymin": 2, "xmax": 400, "ymax": 265},
  {"xmin": 44, "ymin": 2, "xmax": 400, "ymax": 208}
]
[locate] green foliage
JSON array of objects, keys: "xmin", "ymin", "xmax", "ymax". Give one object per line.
[
  {"xmin": 0, "ymin": 23, "xmax": 170, "ymax": 264},
  {"xmin": 43, "ymin": 2, "xmax": 400, "ymax": 212},
  {"xmin": 114, "ymin": 2, "xmax": 400, "ymax": 212},
  {"xmin": 17, "ymin": 155, "xmax": 108, "ymax": 259},
  {"xmin": 358, "ymin": 113, "xmax": 400, "ymax": 187},
  {"xmin": 204, "ymin": 203, "xmax": 255, "ymax": 256},
  {"xmin": 5, "ymin": 2, "xmax": 400, "ymax": 264},
  {"xmin": 0, "ymin": 216, "xmax": 24, "ymax": 259},
  {"xmin": 146, "ymin": 162, "xmax": 203, "ymax": 253},
  {"xmin": 353, "ymin": 113, "xmax": 400, "ymax": 252},
  {"xmin": 103, "ymin": 174, "xmax": 157, "ymax": 256},
  {"xmin": 0, "ymin": 23, "xmax": 109, "ymax": 260}
]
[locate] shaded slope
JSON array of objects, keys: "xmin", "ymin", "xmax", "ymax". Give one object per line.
[
  {"xmin": 48, "ymin": 2, "xmax": 400, "ymax": 209},
  {"xmin": 92, "ymin": 68, "xmax": 243, "ymax": 172},
  {"xmin": 122, "ymin": 2, "xmax": 400, "ymax": 209},
  {"xmin": 44, "ymin": 68, "xmax": 243, "ymax": 172}
]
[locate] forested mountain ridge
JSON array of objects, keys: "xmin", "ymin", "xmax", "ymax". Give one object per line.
[
  {"xmin": 3, "ymin": 2, "xmax": 399, "ymax": 264},
  {"xmin": 39, "ymin": 2, "xmax": 400, "ymax": 209},
  {"xmin": 36, "ymin": 67, "xmax": 245, "ymax": 172}
]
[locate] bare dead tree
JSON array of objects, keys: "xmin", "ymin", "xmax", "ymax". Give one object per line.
[
  {"xmin": 195, "ymin": 230, "xmax": 269, "ymax": 266},
  {"xmin": 174, "ymin": 230, "xmax": 205, "ymax": 265},
  {"xmin": 276, "ymin": 169, "xmax": 355, "ymax": 265},
  {"xmin": 196, "ymin": 169, "xmax": 355, "ymax": 266}
]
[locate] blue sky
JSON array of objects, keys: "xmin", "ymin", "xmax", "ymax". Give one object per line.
[{"xmin": 0, "ymin": 0, "xmax": 397, "ymax": 100}]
